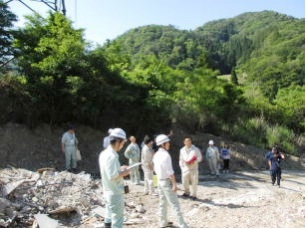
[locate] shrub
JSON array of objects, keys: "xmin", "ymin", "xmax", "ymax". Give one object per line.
[{"xmin": 266, "ymin": 125, "xmax": 297, "ymax": 156}]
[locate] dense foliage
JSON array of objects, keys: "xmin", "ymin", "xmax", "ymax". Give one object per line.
[
  {"xmin": 0, "ymin": 0, "xmax": 17, "ymax": 70},
  {"xmin": 0, "ymin": 5, "xmax": 304, "ymax": 155}
]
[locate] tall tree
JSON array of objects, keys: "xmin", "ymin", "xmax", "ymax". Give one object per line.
[
  {"xmin": 0, "ymin": 1, "xmax": 17, "ymax": 70},
  {"xmin": 13, "ymin": 12, "xmax": 87, "ymax": 125}
]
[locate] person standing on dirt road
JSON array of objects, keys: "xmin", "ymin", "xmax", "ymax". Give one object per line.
[
  {"xmin": 61, "ymin": 124, "xmax": 78, "ymax": 172},
  {"xmin": 268, "ymin": 147, "xmax": 285, "ymax": 187},
  {"xmin": 179, "ymin": 137, "xmax": 202, "ymax": 200},
  {"xmin": 141, "ymin": 136, "xmax": 157, "ymax": 195},
  {"xmin": 206, "ymin": 140, "xmax": 220, "ymax": 177},
  {"xmin": 99, "ymin": 128, "xmax": 130, "ymax": 228},
  {"xmin": 220, "ymin": 144, "xmax": 231, "ymax": 173},
  {"xmin": 124, "ymin": 136, "xmax": 141, "ymax": 185},
  {"xmin": 153, "ymin": 134, "xmax": 188, "ymax": 228}
]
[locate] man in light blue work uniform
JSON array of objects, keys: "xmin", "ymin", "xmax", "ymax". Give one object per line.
[
  {"xmin": 61, "ymin": 124, "xmax": 78, "ymax": 172},
  {"xmin": 124, "ymin": 136, "xmax": 141, "ymax": 184},
  {"xmin": 153, "ymin": 134, "xmax": 188, "ymax": 228},
  {"xmin": 99, "ymin": 128, "xmax": 130, "ymax": 228}
]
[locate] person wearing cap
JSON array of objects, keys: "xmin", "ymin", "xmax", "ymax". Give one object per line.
[
  {"xmin": 179, "ymin": 137, "xmax": 202, "ymax": 200},
  {"xmin": 206, "ymin": 140, "xmax": 220, "ymax": 177},
  {"xmin": 124, "ymin": 136, "xmax": 141, "ymax": 185},
  {"xmin": 153, "ymin": 134, "xmax": 188, "ymax": 228},
  {"xmin": 61, "ymin": 124, "xmax": 78, "ymax": 172},
  {"xmin": 99, "ymin": 128, "xmax": 130, "ymax": 228},
  {"xmin": 141, "ymin": 136, "xmax": 157, "ymax": 195},
  {"xmin": 103, "ymin": 128, "xmax": 113, "ymax": 149}
]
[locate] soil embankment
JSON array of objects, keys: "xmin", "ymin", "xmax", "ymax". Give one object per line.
[{"xmin": 0, "ymin": 123, "xmax": 304, "ymax": 175}]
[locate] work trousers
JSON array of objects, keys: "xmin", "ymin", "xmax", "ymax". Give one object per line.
[
  {"xmin": 64, "ymin": 147, "xmax": 77, "ymax": 170},
  {"xmin": 223, "ymin": 159, "xmax": 230, "ymax": 170},
  {"xmin": 143, "ymin": 168, "xmax": 154, "ymax": 194},
  {"xmin": 129, "ymin": 161, "xmax": 140, "ymax": 184},
  {"xmin": 208, "ymin": 156, "xmax": 219, "ymax": 175},
  {"xmin": 157, "ymin": 179, "xmax": 188, "ymax": 228},
  {"xmin": 182, "ymin": 168, "xmax": 198, "ymax": 197},
  {"xmin": 104, "ymin": 193, "xmax": 124, "ymax": 228},
  {"xmin": 271, "ymin": 168, "xmax": 282, "ymax": 185}
]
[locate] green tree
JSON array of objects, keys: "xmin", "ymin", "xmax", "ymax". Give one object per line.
[
  {"xmin": 274, "ymin": 85, "xmax": 305, "ymax": 131},
  {"xmin": 0, "ymin": 1, "xmax": 17, "ymax": 70},
  {"xmin": 13, "ymin": 12, "xmax": 87, "ymax": 125}
]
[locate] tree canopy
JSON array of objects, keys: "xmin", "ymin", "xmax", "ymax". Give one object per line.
[
  {"xmin": 1, "ymin": 9, "xmax": 304, "ymax": 155},
  {"xmin": 0, "ymin": 0, "xmax": 17, "ymax": 70}
]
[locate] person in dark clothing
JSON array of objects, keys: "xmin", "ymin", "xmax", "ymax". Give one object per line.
[{"xmin": 268, "ymin": 147, "xmax": 285, "ymax": 187}]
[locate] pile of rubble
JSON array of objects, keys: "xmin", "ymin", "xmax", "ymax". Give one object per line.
[{"xmin": 0, "ymin": 167, "xmax": 145, "ymax": 228}]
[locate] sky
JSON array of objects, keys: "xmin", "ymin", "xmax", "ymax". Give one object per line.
[{"xmin": 8, "ymin": 0, "xmax": 305, "ymax": 45}]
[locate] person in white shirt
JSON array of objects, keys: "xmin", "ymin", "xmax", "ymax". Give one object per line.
[
  {"xmin": 153, "ymin": 134, "xmax": 188, "ymax": 228},
  {"xmin": 141, "ymin": 136, "xmax": 157, "ymax": 195},
  {"xmin": 179, "ymin": 137, "xmax": 202, "ymax": 200},
  {"xmin": 124, "ymin": 136, "xmax": 141, "ymax": 184},
  {"xmin": 99, "ymin": 128, "xmax": 130, "ymax": 228},
  {"xmin": 206, "ymin": 140, "xmax": 220, "ymax": 176}
]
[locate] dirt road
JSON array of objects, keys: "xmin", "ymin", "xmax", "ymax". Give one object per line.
[{"xmin": 123, "ymin": 170, "xmax": 305, "ymax": 228}]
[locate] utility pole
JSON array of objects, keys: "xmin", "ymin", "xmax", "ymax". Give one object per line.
[{"xmin": 5, "ymin": 0, "xmax": 66, "ymax": 15}]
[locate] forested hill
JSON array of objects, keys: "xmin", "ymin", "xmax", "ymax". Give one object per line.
[
  {"xmin": 99, "ymin": 10, "xmax": 304, "ymax": 154},
  {"xmin": 107, "ymin": 10, "xmax": 304, "ymax": 77},
  {"xmin": 1, "ymin": 5, "xmax": 304, "ymax": 157}
]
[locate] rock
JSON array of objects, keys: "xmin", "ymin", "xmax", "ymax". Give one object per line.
[
  {"xmin": 0, "ymin": 198, "xmax": 11, "ymax": 210},
  {"xmin": 135, "ymin": 204, "xmax": 145, "ymax": 213},
  {"xmin": 34, "ymin": 214, "xmax": 59, "ymax": 228}
]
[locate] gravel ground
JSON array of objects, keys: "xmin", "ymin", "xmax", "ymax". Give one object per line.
[{"xmin": 123, "ymin": 170, "xmax": 305, "ymax": 228}]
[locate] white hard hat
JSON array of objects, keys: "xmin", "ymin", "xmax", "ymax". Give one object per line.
[
  {"xmin": 155, "ymin": 134, "xmax": 170, "ymax": 146},
  {"xmin": 209, "ymin": 140, "xmax": 214, "ymax": 145},
  {"xmin": 109, "ymin": 128, "xmax": 126, "ymax": 140}
]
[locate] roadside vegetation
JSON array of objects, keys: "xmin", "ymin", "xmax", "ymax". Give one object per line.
[{"xmin": 0, "ymin": 1, "xmax": 304, "ymax": 156}]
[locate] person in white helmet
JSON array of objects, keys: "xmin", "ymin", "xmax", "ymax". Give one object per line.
[
  {"xmin": 99, "ymin": 128, "xmax": 130, "ymax": 228},
  {"xmin": 206, "ymin": 140, "xmax": 220, "ymax": 176},
  {"xmin": 102, "ymin": 128, "xmax": 113, "ymax": 149},
  {"xmin": 124, "ymin": 136, "xmax": 141, "ymax": 184},
  {"xmin": 153, "ymin": 134, "xmax": 188, "ymax": 228},
  {"xmin": 179, "ymin": 137, "xmax": 202, "ymax": 200}
]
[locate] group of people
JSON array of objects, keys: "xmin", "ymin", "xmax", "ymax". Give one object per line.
[
  {"xmin": 98, "ymin": 128, "xmax": 190, "ymax": 228},
  {"xmin": 205, "ymin": 140, "xmax": 231, "ymax": 177},
  {"xmin": 97, "ymin": 127, "xmax": 234, "ymax": 228},
  {"xmin": 61, "ymin": 125, "xmax": 285, "ymax": 228}
]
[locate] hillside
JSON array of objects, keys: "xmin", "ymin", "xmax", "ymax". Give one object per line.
[{"xmin": 105, "ymin": 10, "xmax": 304, "ymax": 75}]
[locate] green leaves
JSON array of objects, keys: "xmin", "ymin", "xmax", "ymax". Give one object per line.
[
  {"xmin": 274, "ymin": 85, "xmax": 305, "ymax": 131},
  {"xmin": 0, "ymin": 1, "xmax": 17, "ymax": 69}
]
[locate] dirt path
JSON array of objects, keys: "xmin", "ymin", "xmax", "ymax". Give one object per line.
[{"xmin": 123, "ymin": 170, "xmax": 305, "ymax": 228}]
